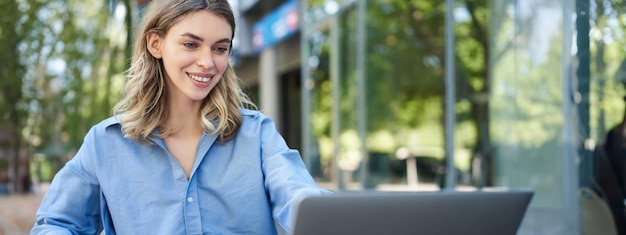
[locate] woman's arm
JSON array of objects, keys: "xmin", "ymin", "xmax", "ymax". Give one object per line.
[
  {"xmin": 258, "ymin": 117, "xmax": 332, "ymax": 233},
  {"xmin": 31, "ymin": 129, "xmax": 103, "ymax": 235}
]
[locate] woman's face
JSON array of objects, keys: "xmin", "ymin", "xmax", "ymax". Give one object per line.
[{"xmin": 147, "ymin": 10, "xmax": 232, "ymax": 103}]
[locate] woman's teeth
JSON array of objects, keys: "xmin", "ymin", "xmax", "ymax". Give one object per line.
[{"xmin": 191, "ymin": 74, "xmax": 210, "ymax": 82}]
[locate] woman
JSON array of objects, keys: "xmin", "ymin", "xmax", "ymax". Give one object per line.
[{"xmin": 31, "ymin": 0, "xmax": 330, "ymax": 234}]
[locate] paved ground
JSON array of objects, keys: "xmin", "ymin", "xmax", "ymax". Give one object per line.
[{"xmin": 0, "ymin": 184, "xmax": 47, "ymax": 235}]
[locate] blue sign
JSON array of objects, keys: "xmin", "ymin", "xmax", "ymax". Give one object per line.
[{"xmin": 252, "ymin": 0, "xmax": 298, "ymax": 51}]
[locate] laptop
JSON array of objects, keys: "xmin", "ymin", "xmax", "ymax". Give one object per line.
[{"xmin": 291, "ymin": 190, "xmax": 533, "ymax": 235}]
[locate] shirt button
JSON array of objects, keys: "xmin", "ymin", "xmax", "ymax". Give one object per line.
[{"xmin": 187, "ymin": 197, "xmax": 194, "ymax": 203}]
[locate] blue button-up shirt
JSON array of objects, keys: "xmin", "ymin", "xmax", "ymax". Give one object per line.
[{"xmin": 32, "ymin": 109, "xmax": 330, "ymax": 235}]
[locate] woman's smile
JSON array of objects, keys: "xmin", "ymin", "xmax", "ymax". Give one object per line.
[{"xmin": 189, "ymin": 72, "xmax": 211, "ymax": 83}]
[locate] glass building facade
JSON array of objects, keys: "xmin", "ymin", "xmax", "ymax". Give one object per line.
[
  {"xmin": 235, "ymin": 0, "xmax": 626, "ymax": 233},
  {"xmin": 294, "ymin": 0, "xmax": 625, "ymax": 234}
]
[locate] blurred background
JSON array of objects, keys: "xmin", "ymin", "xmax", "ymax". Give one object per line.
[{"xmin": 1, "ymin": 0, "xmax": 626, "ymax": 234}]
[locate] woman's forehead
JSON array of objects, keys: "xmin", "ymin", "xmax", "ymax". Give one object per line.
[{"xmin": 167, "ymin": 10, "xmax": 233, "ymax": 40}]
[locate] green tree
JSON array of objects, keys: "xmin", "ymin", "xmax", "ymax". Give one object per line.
[
  {"xmin": 304, "ymin": 0, "xmax": 495, "ymax": 185},
  {"xmin": 0, "ymin": 0, "xmax": 129, "ymax": 193},
  {"xmin": 0, "ymin": 0, "xmax": 27, "ymax": 193},
  {"xmin": 363, "ymin": 0, "xmax": 494, "ymax": 185}
]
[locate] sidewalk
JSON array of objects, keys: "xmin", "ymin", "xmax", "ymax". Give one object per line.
[{"xmin": 0, "ymin": 184, "xmax": 47, "ymax": 235}]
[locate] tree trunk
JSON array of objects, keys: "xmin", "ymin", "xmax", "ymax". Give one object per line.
[{"xmin": 0, "ymin": 0, "xmax": 30, "ymax": 194}]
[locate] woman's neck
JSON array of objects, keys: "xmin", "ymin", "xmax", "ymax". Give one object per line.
[{"xmin": 166, "ymin": 97, "xmax": 203, "ymax": 138}]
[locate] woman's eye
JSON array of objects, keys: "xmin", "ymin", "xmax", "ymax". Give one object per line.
[
  {"xmin": 215, "ymin": 47, "xmax": 228, "ymax": 53},
  {"xmin": 184, "ymin": 42, "xmax": 198, "ymax": 48}
]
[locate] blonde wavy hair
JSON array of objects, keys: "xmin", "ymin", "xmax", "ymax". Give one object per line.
[{"xmin": 113, "ymin": 0, "xmax": 255, "ymax": 144}]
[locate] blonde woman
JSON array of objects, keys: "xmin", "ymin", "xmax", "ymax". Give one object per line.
[{"xmin": 32, "ymin": 0, "xmax": 330, "ymax": 234}]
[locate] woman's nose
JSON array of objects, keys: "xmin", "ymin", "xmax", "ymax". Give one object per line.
[{"xmin": 197, "ymin": 49, "xmax": 214, "ymax": 69}]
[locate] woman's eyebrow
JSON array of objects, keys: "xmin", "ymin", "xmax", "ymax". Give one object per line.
[
  {"xmin": 180, "ymin": 33, "xmax": 232, "ymax": 45},
  {"xmin": 215, "ymin": 38, "xmax": 232, "ymax": 45},
  {"xmin": 180, "ymin": 32, "xmax": 204, "ymax": 41}
]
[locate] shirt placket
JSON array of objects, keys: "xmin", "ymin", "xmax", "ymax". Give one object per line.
[
  {"xmin": 183, "ymin": 134, "xmax": 216, "ymax": 234},
  {"xmin": 183, "ymin": 177, "xmax": 202, "ymax": 234}
]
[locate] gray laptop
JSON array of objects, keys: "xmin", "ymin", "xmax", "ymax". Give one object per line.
[{"xmin": 292, "ymin": 190, "xmax": 533, "ymax": 235}]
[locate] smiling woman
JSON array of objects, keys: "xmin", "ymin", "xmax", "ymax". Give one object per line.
[
  {"xmin": 30, "ymin": 0, "xmax": 331, "ymax": 234},
  {"xmin": 146, "ymin": 10, "xmax": 231, "ymax": 106}
]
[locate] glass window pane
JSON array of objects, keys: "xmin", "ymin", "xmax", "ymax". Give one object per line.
[
  {"xmin": 362, "ymin": 1, "xmax": 447, "ymax": 190},
  {"xmin": 303, "ymin": 28, "xmax": 334, "ymax": 184}
]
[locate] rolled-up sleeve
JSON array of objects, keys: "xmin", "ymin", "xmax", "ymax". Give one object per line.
[{"xmin": 32, "ymin": 129, "xmax": 102, "ymax": 235}]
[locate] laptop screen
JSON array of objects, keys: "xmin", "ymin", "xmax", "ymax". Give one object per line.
[{"xmin": 292, "ymin": 190, "xmax": 533, "ymax": 235}]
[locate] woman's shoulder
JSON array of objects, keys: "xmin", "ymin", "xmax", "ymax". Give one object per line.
[
  {"xmin": 86, "ymin": 115, "xmax": 123, "ymax": 137},
  {"xmin": 240, "ymin": 108, "xmax": 268, "ymax": 120},
  {"xmin": 238, "ymin": 108, "xmax": 277, "ymax": 129},
  {"xmin": 94, "ymin": 115, "xmax": 122, "ymax": 129}
]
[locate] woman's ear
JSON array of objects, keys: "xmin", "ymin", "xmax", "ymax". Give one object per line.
[{"xmin": 146, "ymin": 32, "xmax": 163, "ymax": 59}]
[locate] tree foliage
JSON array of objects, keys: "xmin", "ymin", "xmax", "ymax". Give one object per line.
[
  {"xmin": 0, "ymin": 0, "xmax": 129, "ymax": 193},
  {"xmin": 304, "ymin": 0, "xmax": 493, "ymax": 183},
  {"xmin": 0, "ymin": 0, "xmax": 27, "ymax": 193}
]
